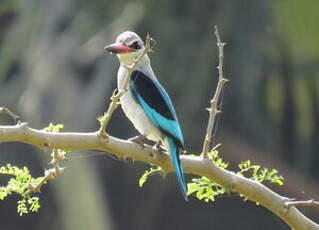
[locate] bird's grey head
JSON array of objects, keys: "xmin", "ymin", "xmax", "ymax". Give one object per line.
[{"xmin": 104, "ymin": 31, "xmax": 145, "ymax": 64}]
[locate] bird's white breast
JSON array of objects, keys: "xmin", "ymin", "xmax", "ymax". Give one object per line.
[{"xmin": 117, "ymin": 66, "xmax": 162, "ymax": 142}]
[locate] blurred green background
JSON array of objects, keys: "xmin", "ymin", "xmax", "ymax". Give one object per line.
[{"xmin": 0, "ymin": 0, "xmax": 318, "ymax": 229}]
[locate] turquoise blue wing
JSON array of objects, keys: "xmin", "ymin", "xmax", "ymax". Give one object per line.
[{"xmin": 130, "ymin": 70, "xmax": 184, "ymax": 148}]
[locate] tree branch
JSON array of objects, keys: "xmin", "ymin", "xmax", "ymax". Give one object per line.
[
  {"xmin": 24, "ymin": 149, "xmax": 65, "ymax": 196},
  {"xmin": 201, "ymin": 26, "xmax": 229, "ymax": 158},
  {"xmin": 285, "ymin": 199, "xmax": 319, "ymax": 208},
  {"xmin": 0, "ymin": 107, "xmax": 20, "ymax": 123},
  {"xmin": 0, "ymin": 122, "xmax": 318, "ymax": 230}
]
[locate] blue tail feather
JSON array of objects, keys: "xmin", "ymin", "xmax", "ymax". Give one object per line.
[{"xmin": 166, "ymin": 136, "xmax": 188, "ymax": 200}]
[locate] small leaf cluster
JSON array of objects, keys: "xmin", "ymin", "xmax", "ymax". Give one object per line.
[
  {"xmin": 188, "ymin": 177, "xmax": 225, "ymax": 202},
  {"xmin": 237, "ymin": 160, "xmax": 284, "ymax": 185},
  {"xmin": 0, "ymin": 123, "xmax": 65, "ymax": 215},
  {"xmin": 138, "ymin": 167, "xmax": 162, "ymax": 188},
  {"xmin": 0, "ymin": 164, "xmax": 41, "ymax": 215},
  {"xmin": 43, "ymin": 123, "xmax": 64, "ymax": 132},
  {"xmin": 207, "ymin": 144, "xmax": 229, "ymax": 168},
  {"xmin": 43, "ymin": 123, "xmax": 69, "ymax": 159},
  {"xmin": 187, "ymin": 145, "xmax": 228, "ymax": 202},
  {"xmin": 97, "ymin": 114, "xmax": 106, "ymax": 126},
  {"xmin": 187, "ymin": 145, "xmax": 284, "ymax": 202}
]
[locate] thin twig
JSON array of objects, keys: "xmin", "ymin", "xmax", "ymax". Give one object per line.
[
  {"xmin": 24, "ymin": 149, "xmax": 65, "ymax": 196},
  {"xmin": 201, "ymin": 26, "xmax": 229, "ymax": 158},
  {"xmin": 0, "ymin": 107, "xmax": 20, "ymax": 123},
  {"xmin": 285, "ymin": 199, "xmax": 319, "ymax": 208},
  {"xmin": 98, "ymin": 34, "xmax": 155, "ymax": 136}
]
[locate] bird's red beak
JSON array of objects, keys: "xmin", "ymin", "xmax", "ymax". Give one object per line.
[{"xmin": 104, "ymin": 43, "xmax": 135, "ymax": 54}]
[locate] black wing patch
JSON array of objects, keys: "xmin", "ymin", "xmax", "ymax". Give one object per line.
[{"xmin": 130, "ymin": 70, "xmax": 175, "ymax": 120}]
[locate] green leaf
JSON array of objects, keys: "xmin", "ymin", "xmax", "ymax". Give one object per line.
[
  {"xmin": 29, "ymin": 197, "xmax": 41, "ymax": 212},
  {"xmin": 43, "ymin": 123, "xmax": 64, "ymax": 132},
  {"xmin": 138, "ymin": 167, "xmax": 161, "ymax": 188},
  {"xmin": 207, "ymin": 144, "xmax": 228, "ymax": 169},
  {"xmin": 17, "ymin": 199, "xmax": 28, "ymax": 216},
  {"xmin": 0, "ymin": 164, "xmax": 44, "ymax": 215},
  {"xmin": 187, "ymin": 148, "xmax": 284, "ymax": 204},
  {"xmin": 237, "ymin": 161, "xmax": 284, "ymax": 186},
  {"xmin": 187, "ymin": 176, "xmax": 225, "ymax": 202}
]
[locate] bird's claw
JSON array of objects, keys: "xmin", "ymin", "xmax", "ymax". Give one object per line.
[
  {"xmin": 154, "ymin": 141, "xmax": 166, "ymax": 152},
  {"xmin": 128, "ymin": 135, "xmax": 146, "ymax": 147}
]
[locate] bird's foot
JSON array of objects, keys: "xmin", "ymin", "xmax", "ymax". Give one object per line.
[
  {"xmin": 128, "ymin": 135, "xmax": 146, "ymax": 147},
  {"xmin": 154, "ymin": 141, "xmax": 166, "ymax": 152}
]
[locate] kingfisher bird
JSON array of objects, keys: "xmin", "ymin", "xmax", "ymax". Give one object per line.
[{"xmin": 104, "ymin": 31, "xmax": 188, "ymax": 200}]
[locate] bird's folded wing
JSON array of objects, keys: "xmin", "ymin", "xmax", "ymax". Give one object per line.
[{"xmin": 130, "ymin": 70, "xmax": 184, "ymax": 148}]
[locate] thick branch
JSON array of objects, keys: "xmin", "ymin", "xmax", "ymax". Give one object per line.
[
  {"xmin": 201, "ymin": 26, "xmax": 228, "ymax": 158},
  {"xmin": 0, "ymin": 123, "xmax": 318, "ymax": 230}
]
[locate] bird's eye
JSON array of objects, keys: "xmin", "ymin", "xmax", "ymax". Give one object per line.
[{"xmin": 129, "ymin": 41, "xmax": 141, "ymax": 50}]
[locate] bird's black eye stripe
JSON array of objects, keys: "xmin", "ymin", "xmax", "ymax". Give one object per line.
[{"xmin": 129, "ymin": 41, "xmax": 141, "ymax": 50}]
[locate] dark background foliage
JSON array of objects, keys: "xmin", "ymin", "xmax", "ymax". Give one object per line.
[{"xmin": 0, "ymin": 0, "xmax": 318, "ymax": 229}]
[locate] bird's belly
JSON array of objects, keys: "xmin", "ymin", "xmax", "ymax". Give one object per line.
[{"xmin": 120, "ymin": 91, "xmax": 162, "ymax": 142}]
